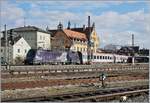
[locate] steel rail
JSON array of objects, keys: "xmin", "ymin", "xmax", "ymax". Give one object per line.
[{"xmin": 2, "ymin": 85, "xmax": 148, "ymax": 102}]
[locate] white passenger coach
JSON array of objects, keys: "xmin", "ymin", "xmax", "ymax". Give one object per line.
[{"xmin": 82, "ymin": 52, "xmax": 128, "ymax": 64}]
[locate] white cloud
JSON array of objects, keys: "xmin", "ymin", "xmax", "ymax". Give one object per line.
[
  {"xmin": 1, "ymin": 1, "xmax": 150, "ymax": 49},
  {"xmin": 1, "ymin": 1, "xmax": 25, "ymax": 28},
  {"xmin": 91, "ymin": 10, "xmax": 150, "ymax": 48}
]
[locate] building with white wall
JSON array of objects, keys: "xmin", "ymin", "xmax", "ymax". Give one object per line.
[
  {"xmin": 1, "ymin": 36, "xmax": 31, "ymax": 64},
  {"xmin": 7, "ymin": 26, "xmax": 51, "ymax": 50}
]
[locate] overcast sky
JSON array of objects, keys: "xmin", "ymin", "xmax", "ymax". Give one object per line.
[{"xmin": 1, "ymin": 0, "xmax": 150, "ymax": 49}]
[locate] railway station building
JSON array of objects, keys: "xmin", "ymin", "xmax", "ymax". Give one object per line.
[{"xmin": 48, "ymin": 17, "xmax": 100, "ymax": 55}]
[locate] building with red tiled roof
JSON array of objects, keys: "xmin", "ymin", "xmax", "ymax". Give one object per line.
[
  {"xmin": 49, "ymin": 16, "xmax": 100, "ymax": 60},
  {"xmin": 63, "ymin": 29, "xmax": 87, "ymax": 41}
]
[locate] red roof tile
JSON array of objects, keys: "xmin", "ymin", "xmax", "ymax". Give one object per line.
[{"xmin": 64, "ymin": 29, "xmax": 87, "ymax": 41}]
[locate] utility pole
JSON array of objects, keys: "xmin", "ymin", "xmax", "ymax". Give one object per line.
[
  {"xmin": 132, "ymin": 34, "xmax": 135, "ymax": 65},
  {"xmin": 4, "ymin": 24, "xmax": 8, "ymax": 65}
]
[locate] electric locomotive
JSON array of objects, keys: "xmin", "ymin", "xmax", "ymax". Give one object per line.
[{"xmin": 25, "ymin": 49, "xmax": 83, "ymax": 65}]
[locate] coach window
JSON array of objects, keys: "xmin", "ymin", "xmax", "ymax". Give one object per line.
[
  {"xmin": 94, "ymin": 56, "xmax": 96, "ymax": 59},
  {"xmin": 100, "ymin": 56, "xmax": 102, "ymax": 59},
  {"xmin": 97, "ymin": 56, "xmax": 99, "ymax": 59}
]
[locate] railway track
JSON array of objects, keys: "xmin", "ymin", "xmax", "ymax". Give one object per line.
[
  {"xmin": 2, "ymin": 68, "xmax": 148, "ymax": 79},
  {"xmin": 2, "ymin": 74, "xmax": 148, "ymax": 90},
  {"xmin": 2, "ymin": 85, "xmax": 148, "ymax": 102}
]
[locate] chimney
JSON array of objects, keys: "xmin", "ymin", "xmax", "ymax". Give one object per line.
[
  {"xmin": 83, "ymin": 25, "xmax": 86, "ymax": 31},
  {"xmin": 88, "ymin": 16, "xmax": 91, "ymax": 37},
  {"xmin": 88, "ymin": 16, "xmax": 90, "ymax": 28},
  {"xmin": 132, "ymin": 34, "xmax": 134, "ymax": 47}
]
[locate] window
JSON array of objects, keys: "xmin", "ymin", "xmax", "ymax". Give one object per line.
[
  {"xmin": 18, "ymin": 49, "xmax": 20, "ymax": 53},
  {"xmin": 43, "ymin": 36, "xmax": 45, "ymax": 40},
  {"xmin": 102, "ymin": 56, "xmax": 104, "ymax": 59},
  {"xmin": 25, "ymin": 49, "xmax": 27, "ymax": 53},
  {"xmin": 1, "ymin": 57, "xmax": 3, "ymax": 59},
  {"xmin": 94, "ymin": 56, "xmax": 96, "ymax": 59},
  {"xmin": 1, "ymin": 49, "xmax": 3, "ymax": 52},
  {"xmin": 40, "ymin": 35, "xmax": 42, "ymax": 40},
  {"xmin": 100, "ymin": 56, "xmax": 102, "ymax": 59},
  {"xmin": 77, "ymin": 47, "xmax": 79, "ymax": 51},
  {"xmin": 97, "ymin": 56, "xmax": 99, "ymax": 59}
]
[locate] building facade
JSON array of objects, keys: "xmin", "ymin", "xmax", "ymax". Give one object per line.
[
  {"xmin": 1, "ymin": 36, "xmax": 31, "ymax": 64},
  {"xmin": 6, "ymin": 26, "xmax": 51, "ymax": 50},
  {"xmin": 51, "ymin": 30, "xmax": 72, "ymax": 50},
  {"xmin": 49, "ymin": 21, "xmax": 100, "ymax": 55}
]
